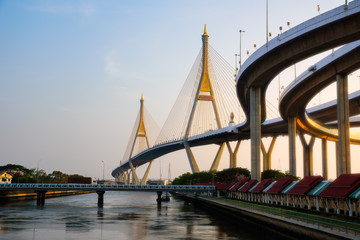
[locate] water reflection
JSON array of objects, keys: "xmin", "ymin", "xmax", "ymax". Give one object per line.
[{"xmin": 0, "ymin": 192, "xmax": 292, "ymax": 240}]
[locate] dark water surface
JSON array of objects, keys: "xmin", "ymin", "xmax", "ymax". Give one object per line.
[{"xmin": 0, "ymin": 192, "xmax": 288, "ymax": 240}]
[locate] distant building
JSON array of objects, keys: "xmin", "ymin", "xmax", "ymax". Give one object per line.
[
  {"xmin": 146, "ymin": 179, "xmax": 171, "ymax": 185},
  {"xmin": 97, "ymin": 179, "xmax": 116, "ymax": 185},
  {"xmin": 68, "ymin": 177, "xmax": 92, "ymax": 184},
  {"xmin": 0, "ymin": 171, "xmax": 13, "ymax": 184}
]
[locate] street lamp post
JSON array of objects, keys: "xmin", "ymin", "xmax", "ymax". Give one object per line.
[
  {"xmin": 101, "ymin": 161, "xmax": 105, "ymax": 181},
  {"xmin": 239, "ymin": 30, "xmax": 245, "ymax": 68},
  {"xmin": 36, "ymin": 159, "xmax": 42, "ymax": 183},
  {"xmin": 266, "ymin": 0, "xmax": 269, "ymax": 45}
]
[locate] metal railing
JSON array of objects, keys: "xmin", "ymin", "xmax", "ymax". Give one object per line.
[{"xmin": 0, "ymin": 183, "xmax": 216, "ymax": 192}]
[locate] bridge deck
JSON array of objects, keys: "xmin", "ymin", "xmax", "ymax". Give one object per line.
[{"xmin": 0, "ymin": 183, "xmax": 215, "ymax": 192}]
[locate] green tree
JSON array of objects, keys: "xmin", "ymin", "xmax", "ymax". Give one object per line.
[
  {"xmin": 261, "ymin": 169, "xmax": 300, "ymax": 181},
  {"xmin": 69, "ymin": 174, "xmax": 84, "ymax": 178},
  {"xmin": 216, "ymin": 168, "xmax": 250, "ymax": 183},
  {"xmin": 48, "ymin": 171, "xmax": 69, "ymax": 183},
  {"xmin": 0, "ymin": 164, "xmax": 85, "ymax": 183},
  {"xmin": 172, "ymin": 172, "xmax": 193, "ymax": 185},
  {"xmin": 171, "ymin": 168, "xmax": 251, "ymax": 185}
]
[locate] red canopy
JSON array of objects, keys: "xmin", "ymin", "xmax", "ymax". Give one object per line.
[
  {"xmin": 319, "ymin": 174, "xmax": 360, "ymax": 198},
  {"xmin": 239, "ymin": 179, "xmax": 259, "ymax": 193},
  {"xmin": 288, "ymin": 176, "xmax": 324, "ymax": 195},
  {"xmin": 251, "ymin": 179, "xmax": 274, "ymax": 193},
  {"xmin": 266, "ymin": 177, "xmax": 294, "ymax": 194}
]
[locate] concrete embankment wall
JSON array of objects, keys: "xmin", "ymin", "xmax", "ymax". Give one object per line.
[
  {"xmin": 183, "ymin": 195, "xmax": 351, "ymax": 240},
  {"xmin": 0, "ymin": 190, "xmax": 94, "ymax": 203}
]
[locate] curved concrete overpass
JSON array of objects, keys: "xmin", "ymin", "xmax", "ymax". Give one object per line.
[
  {"xmin": 279, "ymin": 41, "xmax": 360, "ymax": 143},
  {"xmin": 236, "ymin": 0, "xmax": 360, "ymax": 179},
  {"xmin": 236, "ymin": 1, "xmax": 360, "ymax": 124}
]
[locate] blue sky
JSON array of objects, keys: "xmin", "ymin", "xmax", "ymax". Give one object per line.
[{"xmin": 0, "ymin": 1, "xmax": 352, "ymax": 180}]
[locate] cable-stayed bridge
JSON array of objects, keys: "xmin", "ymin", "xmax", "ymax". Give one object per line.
[{"xmin": 113, "ymin": 0, "xmax": 360, "ymax": 183}]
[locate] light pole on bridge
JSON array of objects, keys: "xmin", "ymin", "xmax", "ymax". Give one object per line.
[
  {"xmin": 239, "ymin": 30, "xmax": 245, "ymax": 68},
  {"xmin": 101, "ymin": 161, "xmax": 105, "ymax": 181}
]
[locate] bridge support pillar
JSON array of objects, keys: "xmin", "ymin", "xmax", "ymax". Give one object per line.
[
  {"xmin": 35, "ymin": 190, "xmax": 47, "ymax": 206},
  {"xmin": 336, "ymin": 74, "xmax": 351, "ymax": 175},
  {"xmin": 129, "ymin": 161, "xmax": 140, "ymax": 185},
  {"xmin": 209, "ymin": 143, "xmax": 226, "ymax": 171},
  {"xmin": 124, "ymin": 170, "xmax": 130, "ymax": 185},
  {"xmin": 322, "ymin": 139, "xmax": 329, "ymax": 180},
  {"xmin": 120, "ymin": 172, "xmax": 125, "ymax": 183},
  {"xmin": 184, "ymin": 141, "xmax": 200, "ymax": 173},
  {"xmin": 116, "ymin": 173, "xmax": 121, "ymax": 183},
  {"xmin": 156, "ymin": 191, "xmax": 162, "ymax": 204},
  {"xmin": 97, "ymin": 191, "xmax": 105, "ymax": 207},
  {"xmin": 250, "ymin": 87, "xmax": 261, "ymax": 180},
  {"xmin": 261, "ymin": 137, "xmax": 277, "ymax": 171},
  {"xmin": 288, "ymin": 117, "xmax": 297, "ymax": 176},
  {"xmin": 226, "ymin": 140, "xmax": 241, "ymax": 169},
  {"xmin": 299, "ymin": 133, "xmax": 315, "ymax": 177},
  {"xmin": 141, "ymin": 160, "xmax": 153, "ymax": 185}
]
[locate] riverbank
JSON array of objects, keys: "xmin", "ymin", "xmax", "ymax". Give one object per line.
[
  {"xmin": 180, "ymin": 195, "xmax": 358, "ymax": 240},
  {"xmin": 0, "ymin": 190, "xmax": 94, "ymax": 203}
]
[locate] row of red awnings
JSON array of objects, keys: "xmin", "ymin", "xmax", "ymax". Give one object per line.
[{"xmin": 216, "ymin": 173, "xmax": 360, "ymax": 198}]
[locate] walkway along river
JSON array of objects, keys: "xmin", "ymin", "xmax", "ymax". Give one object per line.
[
  {"xmin": 185, "ymin": 195, "xmax": 357, "ymax": 240},
  {"xmin": 0, "ymin": 191, "xmax": 307, "ymax": 240}
]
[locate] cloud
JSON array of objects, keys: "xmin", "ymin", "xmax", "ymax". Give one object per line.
[
  {"xmin": 105, "ymin": 53, "xmax": 121, "ymax": 78},
  {"xmin": 104, "ymin": 50, "xmax": 149, "ymax": 84}
]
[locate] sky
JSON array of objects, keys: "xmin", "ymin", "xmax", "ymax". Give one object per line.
[{"xmin": 0, "ymin": 0, "xmax": 358, "ymax": 181}]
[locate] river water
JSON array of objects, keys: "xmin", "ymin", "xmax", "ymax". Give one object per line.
[{"xmin": 0, "ymin": 192, "xmax": 290, "ymax": 240}]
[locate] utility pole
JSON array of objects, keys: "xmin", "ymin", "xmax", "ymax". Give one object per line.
[
  {"xmin": 102, "ymin": 161, "xmax": 105, "ymax": 181},
  {"xmin": 266, "ymin": 0, "xmax": 268, "ymax": 45}
]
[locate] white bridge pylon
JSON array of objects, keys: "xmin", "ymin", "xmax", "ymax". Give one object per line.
[{"xmin": 155, "ymin": 25, "xmax": 244, "ymax": 173}]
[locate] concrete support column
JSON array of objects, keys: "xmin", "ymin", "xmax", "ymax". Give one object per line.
[
  {"xmin": 35, "ymin": 190, "xmax": 47, "ymax": 206},
  {"xmin": 141, "ymin": 160, "xmax": 153, "ymax": 185},
  {"xmin": 121, "ymin": 172, "xmax": 126, "ymax": 183},
  {"xmin": 288, "ymin": 117, "xmax": 297, "ymax": 176},
  {"xmin": 126, "ymin": 171, "xmax": 130, "ymax": 185},
  {"xmin": 336, "ymin": 74, "xmax": 351, "ymax": 174},
  {"xmin": 250, "ymin": 88, "xmax": 261, "ymax": 180},
  {"xmin": 299, "ymin": 133, "xmax": 315, "ymax": 177},
  {"xmin": 225, "ymin": 140, "xmax": 241, "ymax": 169},
  {"xmin": 124, "ymin": 172, "xmax": 127, "ymax": 183},
  {"xmin": 321, "ymin": 139, "xmax": 329, "ymax": 180},
  {"xmin": 97, "ymin": 191, "xmax": 105, "ymax": 207},
  {"xmin": 156, "ymin": 191, "xmax": 162, "ymax": 204},
  {"xmin": 335, "ymin": 142, "xmax": 340, "ymax": 177},
  {"xmin": 117, "ymin": 173, "xmax": 122, "ymax": 183},
  {"xmin": 129, "ymin": 161, "xmax": 140, "ymax": 185},
  {"xmin": 261, "ymin": 136, "xmax": 277, "ymax": 171},
  {"xmin": 184, "ymin": 141, "xmax": 200, "ymax": 173},
  {"xmin": 210, "ymin": 143, "xmax": 226, "ymax": 171}
]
